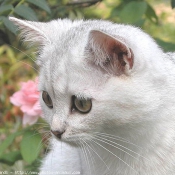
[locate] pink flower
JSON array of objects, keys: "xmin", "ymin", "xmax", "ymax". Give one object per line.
[{"xmin": 10, "ymin": 78, "xmax": 42, "ymax": 126}]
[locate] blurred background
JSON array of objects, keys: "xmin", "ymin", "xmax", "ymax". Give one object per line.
[{"xmin": 0, "ymin": 0, "xmax": 175, "ymax": 172}]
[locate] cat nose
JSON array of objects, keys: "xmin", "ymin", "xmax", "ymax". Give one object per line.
[{"xmin": 51, "ymin": 130, "xmax": 65, "ymax": 139}]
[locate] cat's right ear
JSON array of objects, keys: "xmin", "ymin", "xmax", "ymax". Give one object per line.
[
  {"xmin": 9, "ymin": 17, "xmax": 51, "ymax": 46},
  {"xmin": 86, "ymin": 30, "xmax": 134, "ymax": 76}
]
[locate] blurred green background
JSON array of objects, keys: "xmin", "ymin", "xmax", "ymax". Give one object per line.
[{"xmin": 0, "ymin": 0, "xmax": 175, "ymax": 172}]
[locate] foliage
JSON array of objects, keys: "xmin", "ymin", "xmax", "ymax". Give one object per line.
[
  {"xmin": 171, "ymin": 0, "xmax": 175, "ymax": 8},
  {"xmin": 0, "ymin": 0, "xmax": 175, "ymax": 49},
  {"xmin": 0, "ymin": 126, "xmax": 43, "ymax": 166},
  {"xmin": 0, "ymin": 0, "xmax": 175, "ymax": 172},
  {"xmin": 0, "ymin": 45, "xmax": 44, "ymax": 171}
]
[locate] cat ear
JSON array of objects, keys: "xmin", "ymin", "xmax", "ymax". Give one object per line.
[
  {"xmin": 87, "ymin": 30, "xmax": 134, "ymax": 75},
  {"xmin": 9, "ymin": 17, "xmax": 51, "ymax": 46}
]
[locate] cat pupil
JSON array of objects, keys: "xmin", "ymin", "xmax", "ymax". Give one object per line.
[{"xmin": 80, "ymin": 101, "xmax": 84, "ymax": 107}]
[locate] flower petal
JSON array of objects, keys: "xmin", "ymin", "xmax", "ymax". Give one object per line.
[
  {"xmin": 23, "ymin": 113, "xmax": 39, "ymax": 126},
  {"xmin": 10, "ymin": 77, "xmax": 42, "ymax": 127},
  {"xmin": 10, "ymin": 91, "xmax": 23, "ymax": 106}
]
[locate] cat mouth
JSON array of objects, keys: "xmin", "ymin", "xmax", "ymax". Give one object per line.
[
  {"xmin": 51, "ymin": 130, "xmax": 92, "ymax": 143},
  {"xmin": 51, "ymin": 129, "xmax": 65, "ymax": 139}
]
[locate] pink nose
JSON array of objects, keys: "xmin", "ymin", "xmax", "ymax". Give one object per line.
[{"xmin": 51, "ymin": 130, "xmax": 65, "ymax": 139}]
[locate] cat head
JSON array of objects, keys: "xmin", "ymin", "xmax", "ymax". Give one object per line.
[{"xmin": 10, "ymin": 17, "xmax": 165, "ymax": 142}]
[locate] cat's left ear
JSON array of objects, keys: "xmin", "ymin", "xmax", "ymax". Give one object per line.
[
  {"xmin": 86, "ymin": 30, "xmax": 134, "ymax": 75},
  {"xmin": 9, "ymin": 17, "xmax": 50, "ymax": 46}
]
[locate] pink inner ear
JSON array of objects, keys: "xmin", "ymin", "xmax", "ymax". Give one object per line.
[
  {"xmin": 105, "ymin": 35, "xmax": 134, "ymax": 70},
  {"xmin": 88, "ymin": 30, "xmax": 134, "ymax": 75},
  {"xmin": 128, "ymin": 48, "xmax": 134, "ymax": 69}
]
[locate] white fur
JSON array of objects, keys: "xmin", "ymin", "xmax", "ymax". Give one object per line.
[{"xmin": 10, "ymin": 17, "xmax": 175, "ymax": 175}]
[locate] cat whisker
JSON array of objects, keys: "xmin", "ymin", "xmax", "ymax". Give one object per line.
[
  {"xmin": 42, "ymin": 132, "xmax": 51, "ymax": 144},
  {"xmin": 79, "ymin": 140, "xmax": 88, "ymax": 167},
  {"xmin": 81, "ymin": 138, "xmax": 111, "ymax": 173},
  {"xmin": 36, "ymin": 132, "xmax": 51, "ymax": 155},
  {"xmin": 44, "ymin": 139, "xmax": 51, "ymax": 156},
  {"xmin": 83, "ymin": 141, "xmax": 93, "ymax": 175},
  {"xmin": 61, "ymin": 140, "xmax": 63, "ymax": 157},
  {"xmin": 79, "ymin": 139, "xmax": 92, "ymax": 174},
  {"xmin": 42, "ymin": 134, "xmax": 51, "ymax": 151},
  {"xmin": 33, "ymin": 123, "xmax": 49, "ymax": 126},
  {"xmin": 34, "ymin": 125, "xmax": 50, "ymax": 129},
  {"xmin": 82, "ymin": 140, "xmax": 92, "ymax": 175},
  {"xmin": 91, "ymin": 138, "xmax": 139, "ymax": 174},
  {"xmin": 94, "ymin": 135, "xmax": 149, "ymax": 161},
  {"xmin": 37, "ymin": 131, "xmax": 51, "ymax": 135},
  {"xmin": 81, "ymin": 139, "xmax": 95, "ymax": 174},
  {"xmin": 35, "ymin": 130, "xmax": 50, "ymax": 135},
  {"xmin": 4, "ymin": 44, "xmax": 39, "ymax": 72},
  {"xmin": 34, "ymin": 126, "xmax": 50, "ymax": 132},
  {"xmin": 33, "ymin": 126, "xmax": 50, "ymax": 129},
  {"xmin": 41, "ymin": 132, "xmax": 51, "ymax": 143},
  {"xmin": 89, "ymin": 141, "xmax": 111, "ymax": 171},
  {"xmin": 94, "ymin": 132, "xmax": 142, "ymax": 150},
  {"xmin": 26, "ymin": 129, "xmax": 50, "ymax": 141},
  {"xmin": 16, "ymin": 60, "xmax": 39, "ymax": 73},
  {"xmin": 50, "ymin": 140, "xmax": 55, "ymax": 167},
  {"xmin": 94, "ymin": 135, "xmax": 139, "ymax": 161},
  {"xmin": 6, "ymin": 44, "xmax": 37, "ymax": 63}
]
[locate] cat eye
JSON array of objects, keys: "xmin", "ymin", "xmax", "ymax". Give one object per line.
[
  {"xmin": 72, "ymin": 96, "xmax": 92, "ymax": 113},
  {"xmin": 42, "ymin": 91, "xmax": 53, "ymax": 109}
]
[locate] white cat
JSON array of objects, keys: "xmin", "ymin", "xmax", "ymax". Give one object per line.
[{"xmin": 10, "ymin": 17, "xmax": 175, "ymax": 175}]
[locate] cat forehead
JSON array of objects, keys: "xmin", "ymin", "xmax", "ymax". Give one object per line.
[
  {"xmin": 39, "ymin": 48, "xmax": 108, "ymax": 97},
  {"xmin": 38, "ymin": 20, "xmax": 136, "ymax": 63},
  {"xmin": 39, "ymin": 55, "xmax": 106, "ymax": 87}
]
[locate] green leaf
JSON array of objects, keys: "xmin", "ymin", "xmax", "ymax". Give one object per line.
[
  {"xmin": 0, "ymin": 4, "xmax": 13, "ymax": 14},
  {"xmin": 62, "ymin": 0, "xmax": 69, "ymax": 5},
  {"xmin": 1, "ymin": 0, "xmax": 14, "ymax": 5},
  {"xmin": 2, "ymin": 17, "xmax": 17, "ymax": 34},
  {"xmin": 20, "ymin": 131, "xmax": 42, "ymax": 164},
  {"xmin": 69, "ymin": 11, "xmax": 76, "ymax": 20},
  {"xmin": 110, "ymin": 6, "xmax": 121, "ymax": 19},
  {"xmin": 171, "ymin": 0, "xmax": 175, "ymax": 8},
  {"xmin": 76, "ymin": 10, "xmax": 83, "ymax": 19},
  {"xmin": 14, "ymin": 5, "xmax": 38, "ymax": 21},
  {"xmin": 134, "ymin": 19, "xmax": 145, "ymax": 27},
  {"xmin": 155, "ymin": 38, "xmax": 175, "ymax": 52},
  {"xmin": 145, "ymin": 3, "xmax": 158, "ymax": 24},
  {"xmin": 0, "ymin": 151, "xmax": 22, "ymax": 165},
  {"xmin": 120, "ymin": 1, "xmax": 147, "ymax": 23},
  {"xmin": 0, "ymin": 132, "xmax": 19, "ymax": 157},
  {"xmin": 26, "ymin": 0, "xmax": 51, "ymax": 14},
  {"xmin": 0, "ymin": 16, "xmax": 4, "ymax": 21}
]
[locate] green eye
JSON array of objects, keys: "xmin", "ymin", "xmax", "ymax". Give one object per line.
[
  {"xmin": 42, "ymin": 91, "xmax": 53, "ymax": 109},
  {"xmin": 72, "ymin": 96, "xmax": 92, "ymax": 113}
]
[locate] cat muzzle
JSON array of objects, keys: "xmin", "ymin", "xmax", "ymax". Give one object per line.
[{"xmin": 51, "ymin": 130, "xmax": 65, "ymax": 139}]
